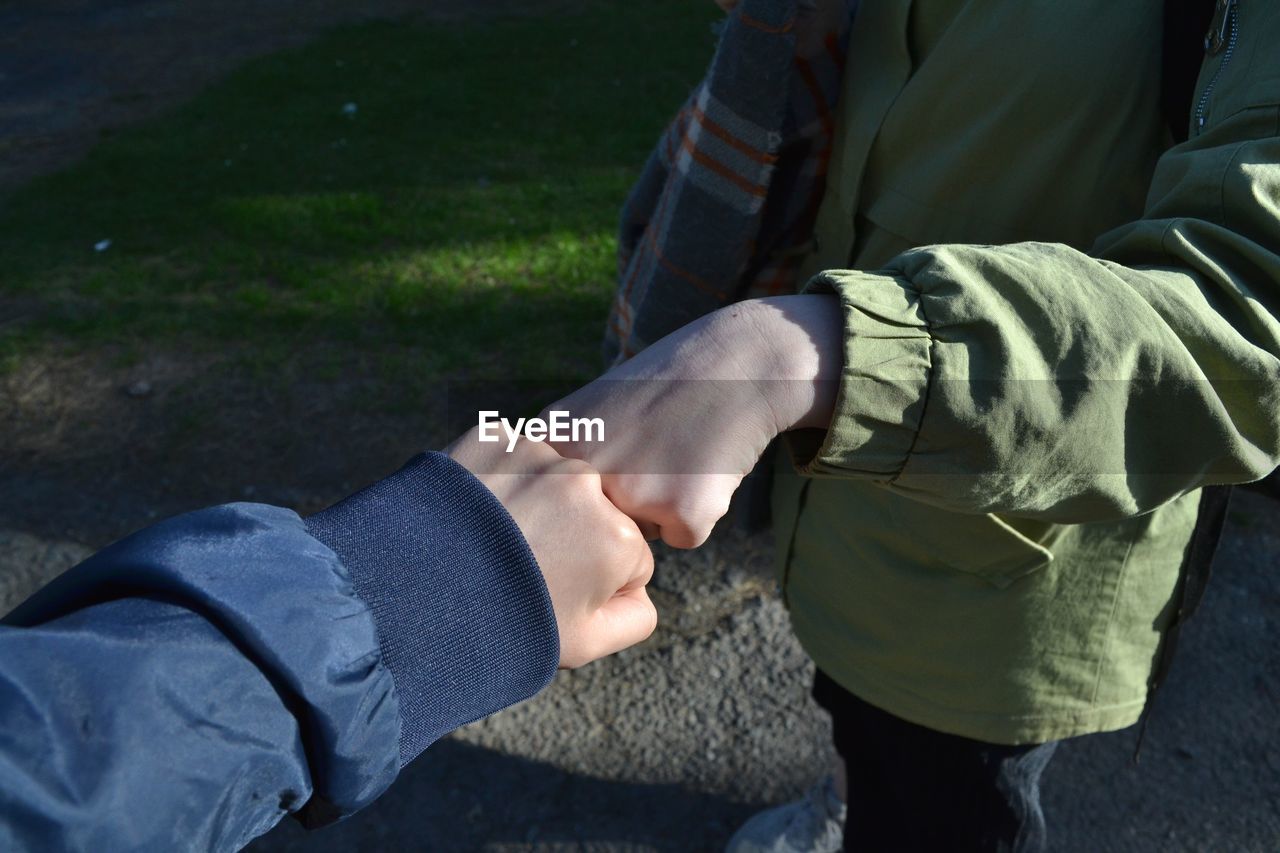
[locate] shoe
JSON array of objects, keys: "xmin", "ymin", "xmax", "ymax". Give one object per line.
[{"xmin": 725, "ymin": 775, "xmax": 846, "ymax": 853}]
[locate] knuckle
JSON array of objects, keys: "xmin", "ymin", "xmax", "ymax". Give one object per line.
[
  {"xmin": 634, "ymin": 545, "xmax": 655, "ymax": 586},
  {"xmin": 639, "ymin": 598, "xmax": 659, "ymax": 637},
  {"xmin": 665, "ymin": 528, "xmax": 699, "ymax": 549},
  {"xmin": 611, "ymin": 514, "xmax": 645, "ymax": 545},
  {"xmin": 664, "ymin": 519, "xmax": 711, "ymax": 549},
  {"xmin": 644, "ymin": 610, "xmax": 658, "ymax": 639},
  {"xmin": 559, "ymin": 458, "xmax": 602, "ymax": 488}
]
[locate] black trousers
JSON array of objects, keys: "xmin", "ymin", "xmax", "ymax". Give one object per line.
[{"xmin": 813, "ymin": 670, "xmax": 1060, "ymax": 853}]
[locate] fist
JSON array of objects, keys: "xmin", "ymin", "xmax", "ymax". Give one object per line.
[
  {"xmin": 448, "ymin": 433, "xmax": 657, "ymax": 669},
  {"xmin": 549, "ymin": 296, "xmax": 841, "ymax": 549}
]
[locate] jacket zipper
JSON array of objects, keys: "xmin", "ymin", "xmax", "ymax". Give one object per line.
[{"xmin": 1195, "ymin": 0, "xmax": 1240, "ymax": 134}]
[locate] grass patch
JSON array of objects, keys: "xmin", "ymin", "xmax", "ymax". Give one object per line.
[{"xmin": 0, "ymin": 1, "xmax": 718, "ymax": 382}]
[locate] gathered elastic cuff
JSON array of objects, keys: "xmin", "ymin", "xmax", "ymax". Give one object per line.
[
  {"xmin": 306, "ymin": 452, "xmax": 559, "ymax": 766},
  {"xmin": 796, "ymin": 270, "xmax": 933, "ymax": 480}
]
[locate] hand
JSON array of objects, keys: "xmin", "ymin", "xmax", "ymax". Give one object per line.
[
  {"xmin": 447, "ymin": 435, "xmax": 657, "ymax": 669},
  {"xmin": 548, "ymin": 295, "xmax": 842, "ymax": 548}
]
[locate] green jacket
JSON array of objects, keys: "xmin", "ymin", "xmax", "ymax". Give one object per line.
[{"xmin": 776, "ymin": 0, "xmax": 1280, "ymax": 743}]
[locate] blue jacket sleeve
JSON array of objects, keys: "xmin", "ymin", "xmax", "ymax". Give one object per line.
[{"xmin": 0, "ymin": 452, "xmax": 559, "ymax": 852}]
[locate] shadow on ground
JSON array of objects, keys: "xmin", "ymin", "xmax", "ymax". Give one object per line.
[{"xmin": 252, "ymin": 739, "xmax": 767, "ymax": 852}]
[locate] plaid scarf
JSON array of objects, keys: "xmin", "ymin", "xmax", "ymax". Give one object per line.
[{"xmin": 604, "ymin": 0, "xmax": 857, "ymax": 364}]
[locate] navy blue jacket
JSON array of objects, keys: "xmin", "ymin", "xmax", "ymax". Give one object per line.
[{"xmin": 0, "ymin": 452, "xmax": 559, "ymax": 851}]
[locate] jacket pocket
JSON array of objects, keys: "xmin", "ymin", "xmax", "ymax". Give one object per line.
[
  {"xmin": 953, "ymin": 513, "xmax": 1059, "ymax": 588},
  {"xmin": 886, "ymin": 498, "xmax": 1059, "ymax": 588}
]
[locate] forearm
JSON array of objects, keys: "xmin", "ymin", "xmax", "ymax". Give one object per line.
[
  {"xmin": 0, "ymin": 504, "xmax": 400, "ymax": 848},
  {"xmin": 716, "ymin": 295, "xmax": 844, "ymax": 433},
  {"xmin": 802, "ymin": 236, "xmax": 1280, "ymax": 521},
  {"xmin": 0, "ymin": 599, "xmax": 317, "ymax": 852},
  {"xmin": 793, "ymin": 15, "xmax": 1280, "ymax": 520},
  {"xmin": 0, "ymin": 455, "xmax": 562, "ymax": 848},
  {"xmin": 610, "ymin": 294, "xmax": 843, "ymax": 435}
]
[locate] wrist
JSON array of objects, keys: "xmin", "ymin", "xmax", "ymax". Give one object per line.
[{"xmin": 710, "ymin": 296, "xmax": 842, "ymax": 434}]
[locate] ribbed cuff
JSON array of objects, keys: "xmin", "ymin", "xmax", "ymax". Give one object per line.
[
  {"xmin": 306, "ymin": 452, "xmax": 559, "ymax": 765},
  {"xmin": 799, "ymin": 270, "xmax": 933, "ymax": 479}
]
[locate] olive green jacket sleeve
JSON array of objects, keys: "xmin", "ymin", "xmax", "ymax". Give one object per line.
[{"xmin": 802, "ymin": 8, "xmax": 1280, "ymax": 523}]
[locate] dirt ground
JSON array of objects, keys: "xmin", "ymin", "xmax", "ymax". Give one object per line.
[{"xmin": 1, "ymin": 1, "xmax": 1277, "ymax": 851}]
